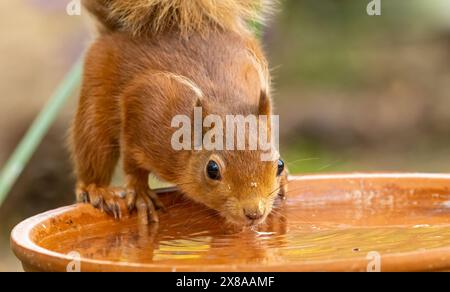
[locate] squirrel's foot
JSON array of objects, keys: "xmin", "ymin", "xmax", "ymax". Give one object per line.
[
  {"xmin": 76, "ymin": 184, "xmax": 127, "ymax": 219},
  {"xmin": 125, "ymin": 187, "xmax": 165, "ymax": 225}
]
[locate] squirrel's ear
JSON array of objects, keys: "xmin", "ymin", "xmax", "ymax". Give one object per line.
[
  {"xmin": 194, "ymin": 98, "xmax": 208, "ymax": 116},
  {"xmin": 195, "ymin": 98, "xmax": 202, "ymax": 108},
  {"xmin": 258, "ymin": 90, "xmax": 272, "ymax": 117},
  {"xmin": 192, "ymin": 98, "xmax": 208, "ymax": 148}
]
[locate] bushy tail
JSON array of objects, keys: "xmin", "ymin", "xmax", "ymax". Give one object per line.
[{"xmin": 83, "ymin": 0, "xmax": 275, "ymax": 36}]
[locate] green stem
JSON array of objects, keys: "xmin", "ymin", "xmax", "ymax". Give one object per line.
[{"xmin": 0, "ymin": 58, "xmax": 83, "ymax": 207}]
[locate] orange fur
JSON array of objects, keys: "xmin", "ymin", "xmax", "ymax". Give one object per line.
[{"xmin": 71, "ymin": 0, "xmax": 287, "ymax": 225}]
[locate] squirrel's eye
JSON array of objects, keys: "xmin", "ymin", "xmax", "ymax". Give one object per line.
[
  {"xmin": 277, "ymin": 159, "xmax": 284, "ymax": 176},
  {"xmin": 206, "ymin": 160, "xmax": 221, "ymax": 180}
]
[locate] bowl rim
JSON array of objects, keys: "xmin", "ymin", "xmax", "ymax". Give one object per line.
[{"xmin": 10, "ymin": 172, "xmax": 450, "ymax": 272}]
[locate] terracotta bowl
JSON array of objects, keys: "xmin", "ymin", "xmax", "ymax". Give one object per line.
[{"xmin": 11, "ymin": 173, "xmax": 450, "ymax": 272}]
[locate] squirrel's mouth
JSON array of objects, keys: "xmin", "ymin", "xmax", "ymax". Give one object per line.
[
  {"xmin": 245, "ymin": 219, "xmax": 266, "ymax": 227},
  {"xmin": 219, "ymin": 201, "xmax": 275, "ymax": 227},
  {"xmin": 223, "ymin": 212, "xmax": 269, "ymax": 227}
]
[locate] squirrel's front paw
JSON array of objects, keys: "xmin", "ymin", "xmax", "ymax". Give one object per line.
[
  {"xmin": 125, "ymin": 187, "xmax": 165, "ymax": 225},
  {"xmin": 76, "ymin": 184, "xmax": 128, "ymax": 219}
]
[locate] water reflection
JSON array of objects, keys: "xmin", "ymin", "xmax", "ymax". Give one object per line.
[{"xmin": 37, "ymin": 178, "xmax": 450, "ymax": 266}]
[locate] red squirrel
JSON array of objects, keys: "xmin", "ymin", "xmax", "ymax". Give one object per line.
[{"xmin": 71, "ymin": 0, "xmax": 288, "ymax": 226}]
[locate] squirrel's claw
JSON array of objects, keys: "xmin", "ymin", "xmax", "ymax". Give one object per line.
[
  {"xmin": 126, "ymin": 187, "xmax": 165, "ymax": 225},
  {"xmin": 136, "ymin": 194, "xmax": 158, "ymax": 224},
  {"xmin": 76, "ymin": 190, "xmax": 90, "ymax": 204},
  {"xmin": 76, "ymin": 185, "xmax": 127, "ymax": 220},
  {"xmin": 76, "ymin": 183, "xmax": 163, "ymax": 224}
]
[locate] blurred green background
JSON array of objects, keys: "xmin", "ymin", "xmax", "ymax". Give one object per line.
[{"xmin": 0, "ymin": 0, "xmax": 449, "ymax": 271}]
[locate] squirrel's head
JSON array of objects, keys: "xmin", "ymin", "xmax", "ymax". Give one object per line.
[
  {"xmin": 180, "ymin": 150, "xmax": 284, "ymax": 226},
  {"xmin": 177, "ymin": 91, "xmax": 284, "ymax": 226}
]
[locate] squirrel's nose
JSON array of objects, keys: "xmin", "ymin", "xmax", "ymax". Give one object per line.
[{"xmin": 244, "ymin": 209, "xmax": 263, "ymax": 220}]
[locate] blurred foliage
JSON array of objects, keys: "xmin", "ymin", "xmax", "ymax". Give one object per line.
[
  {"xmin": 270, "ymin": 0, "xmax": 449, "ymax": 89},
  {"xmin": 270, "ymin": 0, "xmax": 450, "ymax": 173}
]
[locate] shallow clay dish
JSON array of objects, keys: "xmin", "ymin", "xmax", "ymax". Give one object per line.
[{"xmin": 11, "ymin": 173, "xmax": 450, "ymax": 272}]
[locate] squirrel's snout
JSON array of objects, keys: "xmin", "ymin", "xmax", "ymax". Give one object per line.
[
  {"xmin": 244, "ymin": 209, "xmax": 264, "ymax": 220},
  {"xmin": 224, "ymin": 198, "xmax": 271, "ymax": 226},
  {"xmin": 240, "ymin": 199, "xmax": 268, "ymax": 224}
]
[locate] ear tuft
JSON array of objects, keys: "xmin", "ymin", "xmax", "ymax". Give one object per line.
[
  {"xmin": 258, "ymin": 90, "xmax": 272, "ymax": 116},
  {"xmin": 194, "ymin": 97, "xmax": 208, "ymax": 117},
  {"xmin": 195, "ymin": 98, "xmax": 202, "ymax": 108}
]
